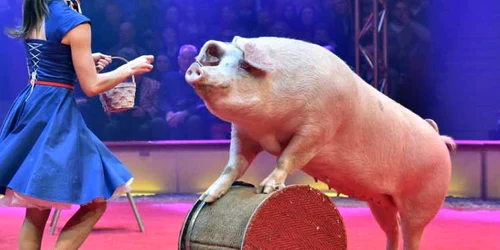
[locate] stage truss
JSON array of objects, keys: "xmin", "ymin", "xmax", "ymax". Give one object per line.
[{"xmin": 354, "ymin": 0, "xmax": 389, "ymax": 95}]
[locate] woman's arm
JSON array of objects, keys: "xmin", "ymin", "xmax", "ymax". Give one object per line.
[{"xmin": 63, "ymin": 23, "xmax": 154, "ymax": 97}]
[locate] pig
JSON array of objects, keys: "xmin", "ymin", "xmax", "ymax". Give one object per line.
[{"xmin": 185, "ymin": 36, "xmax": 456, "ymax": 250}]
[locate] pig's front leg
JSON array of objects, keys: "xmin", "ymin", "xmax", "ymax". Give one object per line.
[
  {"xmin": 257, "ymin": 129, "xmax": 325, "ymax": 194},
  {"xmin": 200, "ymin": 128, "xmax": 262, "ymax": 203}
]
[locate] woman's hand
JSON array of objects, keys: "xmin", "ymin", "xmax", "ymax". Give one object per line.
[
  {"xmin": 122, "ymin": 55, "xmax": 155, "ymax": 77},
  {"xmin": 92, "ymin": 53, "xmax": 112, "ymax": 72},
  {"xmin": 66, "ymin": 22, "xmax": 154, "ymax": 97}
]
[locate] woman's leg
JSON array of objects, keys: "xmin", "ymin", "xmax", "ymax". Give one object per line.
[
  {"xmin": 54, "ymin": 201, "xmax": 107, "ymax": 250},
  {"xmin": 19, "ymin": 208, "xmax": 51, "ymax": 250}
]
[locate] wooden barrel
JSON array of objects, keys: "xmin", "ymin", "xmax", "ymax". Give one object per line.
[{"xmin": 179, "ymin": 182, "xmax": 347, "ymax": 250}]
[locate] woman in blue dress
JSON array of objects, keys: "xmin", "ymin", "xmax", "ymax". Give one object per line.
[{"xmin": 0, "ymin": 0, "xmax": 154, "ymax": 249}]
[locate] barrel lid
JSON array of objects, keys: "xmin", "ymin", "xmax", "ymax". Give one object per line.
[{"xmin": 241, "ymin": 185, "xmax": 347, "ymax": 250}]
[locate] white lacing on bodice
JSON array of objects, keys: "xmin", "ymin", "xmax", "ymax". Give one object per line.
[{"xmin": 25, "ymin": 42, "xmax": 44, "ymax": 101}]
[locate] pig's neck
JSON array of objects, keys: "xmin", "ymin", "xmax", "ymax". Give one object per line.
[
  {"xmin": 230, "ymin": 109, "xmax": 297, "ymax": 132},
  {"xmin": 232, "ymin": 114, "xmax": 302, "ymax": 156},
  {"xmin": 209, "ymin": 95, "xmax": 284, "ymax": 124},
  {"xmin": 234, "ymin": 125, "xmax": 289, "ymax": 156}
]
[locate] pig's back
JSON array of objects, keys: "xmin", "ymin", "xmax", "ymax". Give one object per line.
[
  {"xmin": 337, "ymin": 74, "xmax": 449, "ymax": 170},
  {"xmin": 307, "ymin": 75, "xmax": 451, "ymax": 195},
  {"xmin": 255, "ymin": 37, "xmax": 360, "ymax": 123},
  {"xmin": 268, "ymin": 37, "xmax": 445, "ymax": 166},
  {"xmin": 256, "ymin": 36, "xmax": 447, "ymax": 168}
]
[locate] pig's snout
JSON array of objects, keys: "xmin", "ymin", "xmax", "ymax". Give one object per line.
[{"xmin": 186, "ymin": 62, "xmax": 204, "ymax": 85}]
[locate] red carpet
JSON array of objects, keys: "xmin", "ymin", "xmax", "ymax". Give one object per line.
[{"xmin": 0, "ymin": 199, "xmax": 499, "ymax": 249}]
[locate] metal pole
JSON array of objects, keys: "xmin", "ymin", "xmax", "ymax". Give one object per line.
[
  {"xmin": 354, "ymin": 0, "xmax": 360, "ymax": 75},
  {"xmin": 382, "ymin": 0, "xmax": 389, "ymax": 95},
  {"xmin": 372, "ymin": 0, "xmax": 379, "ymax": 89}
]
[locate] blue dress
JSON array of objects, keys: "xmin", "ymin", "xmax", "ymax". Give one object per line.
[{"xmin": 0, "ymin": 0, "xmax": 133, "ymax": 209}]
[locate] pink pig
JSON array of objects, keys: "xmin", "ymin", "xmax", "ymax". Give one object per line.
[{"xmin": 185, "ymin": 36, "xmax": 456, "ymax": 250}]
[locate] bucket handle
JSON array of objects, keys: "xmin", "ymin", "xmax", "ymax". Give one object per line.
[{"xmin": 110, "ymin": 56, "xmax": 136, "ymax": 84}]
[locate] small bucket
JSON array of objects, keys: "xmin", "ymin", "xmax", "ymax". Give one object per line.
[{"xmin": 98, "ymin": 56, "xmax": 136, "ymax": 113}]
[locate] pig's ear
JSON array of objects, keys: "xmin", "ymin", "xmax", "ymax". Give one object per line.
[
  {"xmin": 233, "ymin": 37, "xmax": 275, "ymax": 73},
  {"xmin": 197, "ymin": 41, "xmax": 223, "ymax": 66}
]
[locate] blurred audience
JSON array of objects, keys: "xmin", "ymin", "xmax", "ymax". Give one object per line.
[
  {"xmin": 109, "ymin": 21, "xmax": 147, "ymax": 56},
  {"xmin": 9, "ymin": 0, "xmax": 434, "ymax": 141},
  {"xmin": 388, "ymin": 0, "xmax": 431, "ymax": 116},
  {"xmin": 157, "ymin": 45, "xmax": 207, "ymax": 140},
  {"xmin": 489, "ymin": 112, "xmax": 500, "ymax": 140},
  {"xmin": 330, "ymin": 0, "xmax": 354, "ymax": 65},
  {"xmin": 151, "ymin": 54, "xmax": 173, "ymax": 82}
]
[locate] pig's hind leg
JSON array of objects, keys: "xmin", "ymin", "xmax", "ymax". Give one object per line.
[
  {"xmin": 396, "ymin": 182, "xmax": 447, "ymax": 250},
  {"xmin": 368, "ymin": 200, "xmax": 400, "ymax": 250}
]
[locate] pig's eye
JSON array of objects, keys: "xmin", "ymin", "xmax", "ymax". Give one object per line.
[{"xmin": 238, "ymin": 60, "xmax": 251, "ymax": 71}]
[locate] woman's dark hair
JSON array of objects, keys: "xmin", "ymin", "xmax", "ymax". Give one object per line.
[{"xmin": 6, "ymin": 0, "xmax": 50, "ymax": 39}]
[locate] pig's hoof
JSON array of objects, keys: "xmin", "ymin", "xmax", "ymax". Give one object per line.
[
  {"xmin": 257, "ymin": 168, "xmax": 288, "ymax": 194},
  {"xmin": 199, "ymin": 192, "xmax": 225, "ymax": 203},
  {"xmin": 199, "ymin": 186, "xmax": 229, "ymax": 203},
  {"xmin": 256, "ymin": 183, "xmax": 285, "ymax": 194}
]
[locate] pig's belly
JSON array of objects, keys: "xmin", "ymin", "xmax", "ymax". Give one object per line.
[{"xmin": 300, "ymin": 159, "xmax": 396, "ymax": 207}]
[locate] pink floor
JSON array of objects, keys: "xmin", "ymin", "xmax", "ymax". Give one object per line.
[{"xmin": 0, "ymin": 200, "xmax": 499, "ymax": 249}]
